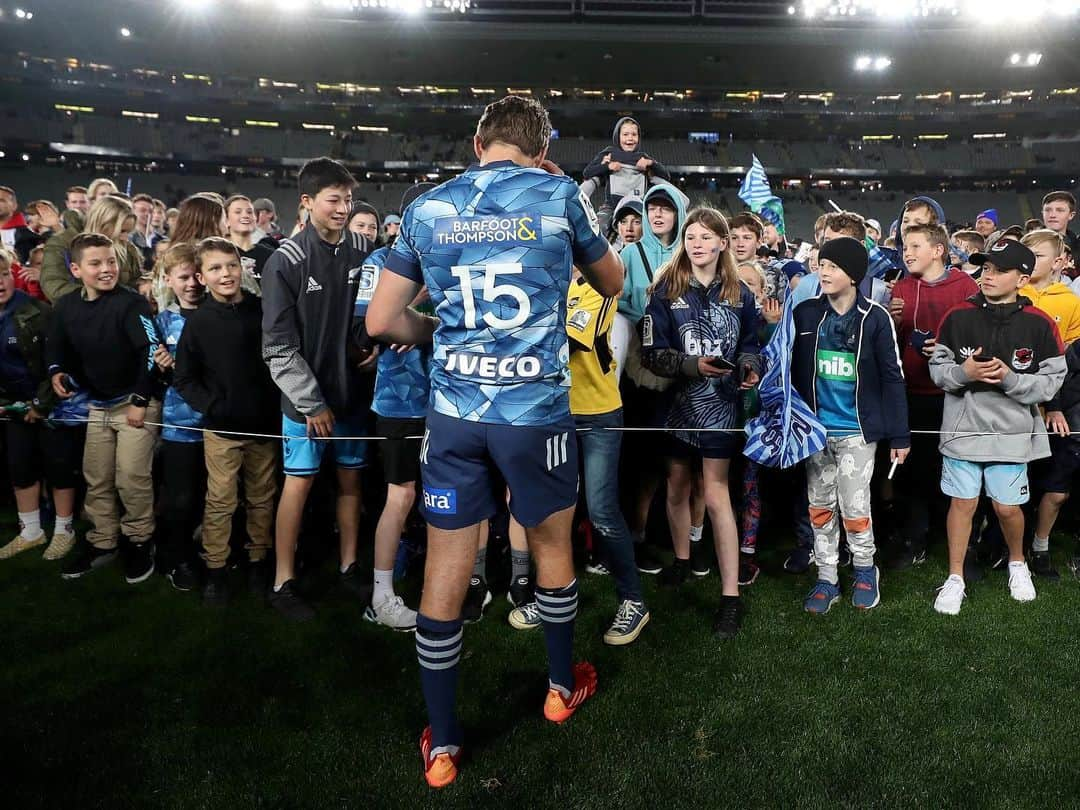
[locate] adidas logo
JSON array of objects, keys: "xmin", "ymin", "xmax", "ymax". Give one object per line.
[{"xmin": 306, "ymin": 276, "xmax": 323, "ymax": 293}]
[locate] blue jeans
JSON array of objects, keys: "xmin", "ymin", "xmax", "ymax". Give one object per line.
[{"xmin": 575, "ymin": 409, "xmax": 643, "ymax": 603}]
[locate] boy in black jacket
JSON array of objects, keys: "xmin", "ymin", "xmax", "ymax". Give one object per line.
[
  {"xmin": 175, "ymin": 238, "xmax": 280, "ymax": 605},
  {"xmin": 791, "ymin": 237, "xmax": 910, "ymax": 614},
  {"xmin": 261, "ymin": 157, "xmax": 377, "ymax": 620},
  {"xmin": 48, "ymin": 232, "xmax": 162, "ymax": 584}
]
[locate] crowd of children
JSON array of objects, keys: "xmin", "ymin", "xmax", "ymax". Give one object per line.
[{"xmin": 2, "ymin": 113, "xmax": 1080, "ymax": 640}]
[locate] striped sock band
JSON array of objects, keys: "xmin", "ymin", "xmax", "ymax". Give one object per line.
[
  {"xmin": 416, "ymin": 613, "xmax": 464, "ymax": 749},
  {"xmin": 535, "ymin": 579, "xmax": 578, "ymax": 694}
]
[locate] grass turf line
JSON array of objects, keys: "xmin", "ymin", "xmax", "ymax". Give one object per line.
[{"xmin": 3, "ymin": 527, "xmax": 1080, "ymax": 809}]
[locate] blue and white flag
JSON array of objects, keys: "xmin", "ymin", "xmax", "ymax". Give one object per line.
[
  {"xmin": 738, "ymin": 155, "xmax": 774, "ymax": 211},
  {"xmin": 743, "ymin": 295, "xmax": 827, "ymax": 469}
]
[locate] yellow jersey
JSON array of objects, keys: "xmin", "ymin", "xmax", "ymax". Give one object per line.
[{"xmin": 566, "ymin": 277, "xmax": 621, "ymax": 416}]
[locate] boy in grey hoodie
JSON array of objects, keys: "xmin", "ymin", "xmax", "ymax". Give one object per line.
[
  {"xmin": 929, "ymin": 239, "xmax": 1065, "ymax": 615},
  {"xmin": 582, "ymin": 117, "xmax": 670, "ymax": 211}
]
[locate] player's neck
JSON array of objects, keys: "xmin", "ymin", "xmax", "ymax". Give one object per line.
[{"xmin": 479, "ymin": 144, "xmax": 537, "ymax": 169}]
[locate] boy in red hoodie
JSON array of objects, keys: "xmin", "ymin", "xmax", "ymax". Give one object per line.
[{"xmin": 888, "ymin": 223, "xmax": 979, "ymax": 568}]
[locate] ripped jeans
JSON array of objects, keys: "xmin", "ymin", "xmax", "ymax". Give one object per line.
[
  {"xmin": 806, "ymin": 435, "xmax": 878, "ymax": 585},
  {"xmin": 576, "ymin": 408, "xmax": 643, "ymax": 604}
]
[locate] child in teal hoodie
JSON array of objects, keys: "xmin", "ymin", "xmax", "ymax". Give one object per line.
[{"xmin": 618, "ymin": 182, "xmax": 689, "ymax": 326}]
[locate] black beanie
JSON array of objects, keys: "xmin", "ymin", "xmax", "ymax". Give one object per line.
[{"xmin": 818, "ymin": 236, "xmax": 869, "ymax": 288}]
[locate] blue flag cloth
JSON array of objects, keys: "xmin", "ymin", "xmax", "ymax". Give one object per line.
[
  {"xmin": 867, "ymin": 245, "xmax": 900, "ymax": 281},
  {"xmin": 759, "ymin": 196, "xmax": 786, "ymax": 236},
  {"xmin": 738, "ymin": 155, "xmax": 774, "ymax": 211},
  {"xmin": 743, "ymin": 295, "xmax": 827, "ymax": 469}
]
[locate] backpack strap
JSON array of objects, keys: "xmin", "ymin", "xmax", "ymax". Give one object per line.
[{"xmin": 636, "ymin": 242, "xmax": 654, "ymax": 283}]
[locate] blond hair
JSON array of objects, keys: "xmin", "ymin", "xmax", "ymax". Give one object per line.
[
  {"xmin": 1021, "ymin": 228, "xmax": 1065, "ymax": 258},
  {"xmin": 84, "ymin": 195, "xmax": 135, "ymax": 241}
]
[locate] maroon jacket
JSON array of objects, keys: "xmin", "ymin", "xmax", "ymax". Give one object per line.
[{"xmin": 892, "ymin": 268, "xmax": 979, "ymax": 396}]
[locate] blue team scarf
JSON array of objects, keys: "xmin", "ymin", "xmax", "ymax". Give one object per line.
[{"xmin": 743, "ymin": 295, "xmax": 827, "ymax": 468}]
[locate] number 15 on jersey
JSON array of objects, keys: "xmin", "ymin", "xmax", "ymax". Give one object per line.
[{"xmin": 449, "ymin": 263, "xmax": 531, "ymax": 330}]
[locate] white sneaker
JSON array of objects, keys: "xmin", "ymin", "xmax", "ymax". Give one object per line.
[
  {"xmin": 934, "ymin": 575, "xmax": 966, "ymax": 615},
  {"xmin": 1008, "ymin": 562, "xmax": 1037, "ymax": 602},
  {"xmin": 363, "ymin": 594, "xmax": 418, "ymax": 632}
]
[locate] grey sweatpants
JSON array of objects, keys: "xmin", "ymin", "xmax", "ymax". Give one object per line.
[{"xmin": 806, "ymin": 435, "xmax": 878, "ymax": 585}]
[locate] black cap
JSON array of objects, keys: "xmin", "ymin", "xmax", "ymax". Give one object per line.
[
  {"xmin": 818, "ymin": 236, "xmax": 869, "ymax": 287},
  {"xmin": 970, "ymin": 239, "xmax": 1036, "ymax": 274}
]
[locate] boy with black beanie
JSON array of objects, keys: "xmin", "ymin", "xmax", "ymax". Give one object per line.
[{"xmin": 791, "ymin": 236, "xmax": 910, "ymax": 614}]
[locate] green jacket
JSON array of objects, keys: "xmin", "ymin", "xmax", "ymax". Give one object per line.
[
  {"xmin": 0, "ymin": 293, "xmax": 57, "ymax": 415},
  {"xmin": 41, "ymin": 210, "xmax": 140, "ymax": 303}
]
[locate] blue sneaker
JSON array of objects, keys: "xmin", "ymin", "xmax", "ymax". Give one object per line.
[
  {"xmin": 851, "ymin": 565, "xmax": 881, "ymax": 610},
  {"xmin": 804, "ymin": 580, "xmax": 841, "ymax": 614}
]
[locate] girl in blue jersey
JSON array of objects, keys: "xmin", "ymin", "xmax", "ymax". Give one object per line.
[
  {"xmin": 641, "ymin": 207, "xmax": 762, "ymax": 639},
  {"xmin": 152, "ymin": 243, "xmax": 206, "ymax": 591}
]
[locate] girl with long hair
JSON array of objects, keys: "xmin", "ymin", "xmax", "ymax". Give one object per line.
[
  {"xmin": 170, "ymin": 195, "xmax": 228, "ymax": 245},
  {"xmin": 641, "ymin": 207, "xmax": 762, "ymax": 639}
]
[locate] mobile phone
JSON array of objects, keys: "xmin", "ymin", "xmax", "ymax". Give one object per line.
[
  {"xmin": 973, "ymin": 353, "xmax": 994, "ymax": 363},
  {"xmin": 704, "ymin": 356, "xmax": 736, "ymax": 371},
  {"xmin": 884, "ymin": 267, "xmax": 904, "ymax": 283}
]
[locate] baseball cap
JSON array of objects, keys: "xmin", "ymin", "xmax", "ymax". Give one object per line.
[
  {"xmin": 969, "ymin": 239, "xmax": 1036, "ymax": 274},
  {"xmin": 252, "ymin": 198, "xmax": 276, "ymax": 214},
  {"xmin": 865, "ymin": 218, "xmax": 882, "ymax": 234}
]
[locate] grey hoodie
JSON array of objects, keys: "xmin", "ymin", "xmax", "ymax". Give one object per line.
[{"xmin": 582, "ymin": 117, "xmax": 670, "ymax": 203}]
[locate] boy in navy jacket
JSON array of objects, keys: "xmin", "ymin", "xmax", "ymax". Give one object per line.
[{"xmin": 791, "ymin": 237, "xmax": 910, "ymax": 614}]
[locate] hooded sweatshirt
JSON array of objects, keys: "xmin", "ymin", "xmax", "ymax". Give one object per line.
[
  {"xmin": 892, "ymin": 267, "xmax": 979, "ymax": 395},
  {"xmin": 929, "ymin": 293, "xmax": 1065, "ymax": 463},
  {"xmin": 583, "ymin": 117, "xmax": 670, "ymax": 204},
  {"xmin": 617, "ymin": 182, "xmax": 689, "ymax": 324},
  {"xmin": 1018, "ymin": 282, "xmax": 1080, "ymax": 345},
  {"xmin": 894, "ymin": 195, "xmax": 946, "ymax": 259}
]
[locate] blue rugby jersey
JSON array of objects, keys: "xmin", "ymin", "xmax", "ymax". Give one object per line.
[
  {"xmin": 364, "ymin": 247, "xmax": 432, "ymax": 419},
  {"xmin": 383, "ymin": 160, "xmax": 608, "ymax": 426}
]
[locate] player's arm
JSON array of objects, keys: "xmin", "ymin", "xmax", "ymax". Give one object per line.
[
  {"xmin": 579, "ymin": 247, "xmax": 624, "ymax": 300},
  {"xmin": 366, "ymin": 271, "xmax": 436, "ymax": 347}
]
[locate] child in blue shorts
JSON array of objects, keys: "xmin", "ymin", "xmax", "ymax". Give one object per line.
[{"xmin": 929, "ymin": 239, "xmax": 1066, "ymax": 615}]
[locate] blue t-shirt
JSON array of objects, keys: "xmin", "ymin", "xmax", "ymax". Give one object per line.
[
  {"xmin": 364, "ymin": 247, "xmax": 432, "ymax": 419},
  {"xmin": 155, "ymin": 306, "xmax": 205, "ymax": 443},
  {"xmin": 384, "ymin": 160, "xmax": 608, "ymax": 426},
  {"xmin": 815, "ymin": 304, "xmax": 861, "ymax": 436}
]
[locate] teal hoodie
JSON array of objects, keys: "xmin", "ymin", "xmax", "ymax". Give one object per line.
[{"xmin": 617, "ymin": 182, "xmax": 689, "ymax": 324}]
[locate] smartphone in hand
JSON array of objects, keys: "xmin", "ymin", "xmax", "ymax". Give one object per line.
[{"xmin": 704, "ymin": 356, "xmax": 736, "ymax": 371}]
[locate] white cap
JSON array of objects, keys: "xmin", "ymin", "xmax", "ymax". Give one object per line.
[{"xmin": 866, "ymin": 218, "xmax": 882, "ymax": 234}]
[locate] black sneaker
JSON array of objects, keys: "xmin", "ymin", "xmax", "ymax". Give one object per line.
[
  {"xmin": 203, "ymin": 568, "xmax": 230, "ymax": 606},
  {"xmin": 248, "ymin": 559, "xmax": 271, "ymax": 597},
  {"xmin": 340, "ymin": 562, "xmax": 373, "ymax": 607},
  {"xmin": 124, "ymin": 542, "xmax": 155, "ymax": 585},
  {"xmin": 659, "ymin": 557, "xmax": 690, "ymax": 588},
  {"xmin": 60, "ymin": 543, "xmax": 118, "ymax": 580},
  {"xmin": 269, "ymin": 579, "xmax": 316, "ymax": 621},
  {"xmin": 690, "ymin": 540, "xmax": 712, "ymax": 577},
  {"xmin": 1029, "ymin": 550, "xmax": 1060, "ymax": 581},
  {"xmin": 783, "ymin": 547, "xmax": 814, "ymax": 574},
  {"xmin": 712, "ymin": 596, "xmax": 745, "ymax": 640},
  {"xmin": 738, "ymin": 552, "xmax": 760, "ymax": 586},
  {"xmin": 887, "ymin": 543, "xmax": 927, "ymax": 572},
  {"xmin": 462, "ymin": 576, "xmax": 492, "ymax": 623},
  {"xmin": 634, "ymin": 543, "xmax": 664, "ymax": 575},
  {"xmin": 963, "ymin": 546, "xmax": 985, "ymax": 584},
  {"xmin": 166, "ymin": 560, "xmax": 199, "ymax": 592},
  {"xmin": 507, "ymin": 574, "xmax": 534, "ymax": 609}
]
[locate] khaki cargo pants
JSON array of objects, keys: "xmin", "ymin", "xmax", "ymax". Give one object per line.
[
  {"xmin": 83, "ymin": 399, "xmax": 161, "ymax": 549},
  {"xmin": 201, "ymin": 432, "xmax": 278, "ymax": 570}
]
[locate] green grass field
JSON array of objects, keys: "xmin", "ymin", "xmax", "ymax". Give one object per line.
[{"xmin": 5, "ymin": 512, "xmax": 1080, "ymax": 810}]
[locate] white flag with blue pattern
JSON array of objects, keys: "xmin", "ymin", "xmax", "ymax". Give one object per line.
[
  {"xmin": 743, "ymin": 295, "xmax": 827, "ymax": 468},
  {"xmin": 738, "ymin": 155, "xmax": 774, "ymax": 212}
]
